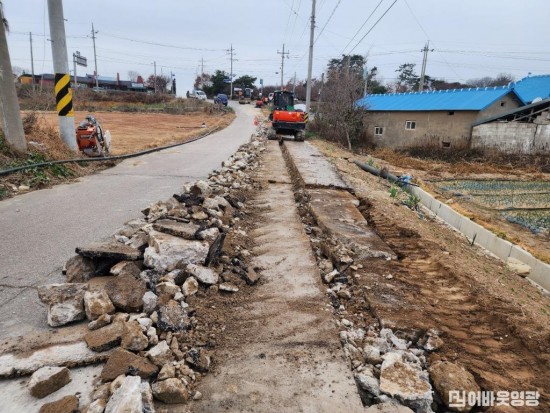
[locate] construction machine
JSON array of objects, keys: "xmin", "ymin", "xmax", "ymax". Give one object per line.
[
  {"xmin": 268, "ymin": 90, "xmax": 306, "ymax": 142},
  {"xmin": 76, "ymin": 115, "xmax": 111, "ymax": 157}
]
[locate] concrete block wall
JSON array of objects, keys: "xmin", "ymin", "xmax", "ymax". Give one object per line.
[
  {"xmin": 408, "ymin": 186, "xmax": 550, "ymax": 291},
  {"xmin": 535, "ymin": 124, "xmax": 550, "ymax": 151},
  {"xmin": 472, "ymin": 123, "xmax": 536, "ymax": 153}
]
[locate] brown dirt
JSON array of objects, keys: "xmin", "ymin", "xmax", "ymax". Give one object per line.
[
  {"xmin": 0, "ymin": 110, "xmax": 234, "ymax": 200},
  {"xmin": 36, "ymin": 110, "xmax": 235, "ymax": 155},
  {"xmin": 315, "ymin": 140, "xmax": 550, "ymax": 264},
  {"xmin": 309, "ymin": 140, "xmax": 550, "ymax": 411}
]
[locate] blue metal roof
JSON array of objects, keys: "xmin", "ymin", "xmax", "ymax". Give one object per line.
[
  {"xmin": 357, "ymin": 86, "xmax": 515, "ymax": 111},
  {"xmin": 511, "ymin": 75, "xmax": 550, "ymax": 104}
]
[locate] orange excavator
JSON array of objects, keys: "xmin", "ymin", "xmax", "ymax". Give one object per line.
[
  {"xmin": 76, "ymin": 115, "xmax": 111, "ymax": 157},
  {"xmin": 268, "ymin": 90, "xmax": 306, "ymax": 142}
]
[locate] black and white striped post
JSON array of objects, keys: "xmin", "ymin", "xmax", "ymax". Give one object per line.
[{"xmin": 47, "ymin": 0, "xmax": 77, "ymax": 151}]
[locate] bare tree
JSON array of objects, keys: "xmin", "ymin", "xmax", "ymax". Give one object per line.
[
  {"xmin": 127, "ymin": 70, "xmax": 140, "ymax": 82},
  {"xmin": 315, "ymin": 63, "xmax": 366, "ymax": 151},
  {"xmin": 0, "ymin": 1, "xmax": 27, "ymax": 153}
]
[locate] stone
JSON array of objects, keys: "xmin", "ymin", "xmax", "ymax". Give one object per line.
[
  {"xmin": 197, "ymin": 227, "xmax": 220, "ymax": 243},
  {"xmin": 158, "ymin": 364, "xmax": 176, "ymax": 380},
  {"xmin": 380, "ymin": 328, "xmax": 409, "ymax": 350},
  {"xmin": 192, "ymin": 211, "xmax": 208, "ymax": 220},
  {"xmin": 506, "ymin": 257, "xmax": 531, "ymax": 276},
  {"xmin": 37, "ymin": 283, "xmax": 88, "ymax": 327},
  {"xmin": 144, "ymin": 230, "xmax": 209, "ymax": 272},
  {"xmin": 364, "ymin": 402, "xmax": 414, "ymax": 413},
  {"xmin": 422, "ymin": 329, "xmax": 444, "ymax": 352},
  {"xmin": 324, "ymin": 269, "xmax": 339, "ymax": 283},
  {"xmin": 38, "ymin": 395, "xmax": 79, "ymax": 413},
  {"xmin": 140, "ymin": 381, "xmax": 155, "ymax": 413},
  {"xmin": 65, "ymin": 255, "xmax": 95, "ymax": 283},
  {"xmin": 185, "ymin": 348, "xmax": 211, "ymax": 372},
  {"xmin": 110, "ymin": 375, "xmax": 126, "ymax": 393},
  {"xmin": 242, "ymin": 268, "xmax": 260, "ymax": 285},
  {"xmin": 110, "ymin": 261, "xmax": 141, "ymax": 278},
  {"xmin": 86, "ymin": 399, "xmax": 106, "ymax": 413},
  {"xmin": 205, "ymin": 233, "xmax": 226, "ymax": 266},
  {"xmin": 182, "ymin": 277, "xmax": 199, "ymax": 296},
  {"xmin": 190, "ymin": 180, "xmax": 212, "ymax": 197},
  {"xmin": 152, "ymin": 378, "xmax": 190, "ymax": 404},
  {"xmin": 146, "ymin": 340, "xmax": 175, "ymax": 367},
  {"xmin": 219, "ymin": 282, "xmax": 239, "ymax": 292},
  {"xmin": 364, "ymin": 344, "xmax": 383, "ymax": 365},
  {"xmin": 84, "ymin": 290, "xmax": 115, "ymax": 321},
  {"xmin": 379, "ymin": 352, "xmax": 432, "ymax": 413},
  {"xmin": 76, "ymin": 242, "xmax": 141, "ymax": 261},
  {"xmin": 355, "ymin": 370, "xmax": 380, "ymax": 396},
  {"xmin": 88, "ymin": 313, "xmax": 112, "ymax": 331},
  {"xmin": 28, "ymin": 366, "xmax": 71, "ymax": 398},
  {"xmin": 186, "ymin": 263, "xmax": 219, "ymax": 285},
  {"xmin": 104, "ymin": 376, "xmax": 143, "ymax": 413},
  {"xmin": 92, "ymin": 383, "xmax": 111, "ymax": 401},
  {"xmin": 429, "ymin": 361, "xmax": 480, "ymax": 413},
  {"xmin": 157, "ymin": 300, "xmax": 190, "ymax": 332},
  {"xmin": 105, "ymin": 273, "xmax": 146, "ymax": 312},
  {"xmin": 142, "ymin": 291, "xmax": 158, "ymax": 315},
  {"xmin": 121, "ymin": 321, "xmax": 149, "ymax": 352},
  {"xmin": 84, "ymin": 321, "xmax": 124, "ymax": 352},
  {"xmin": 156, "ymin": 282, "xmax": 181, "ymax": 301},
  {"xmin": 128, "ymin": 231, "xmax": 149, "ymax": 252},
  {"xmin": 153, "ymin": 219, "xmax": 200, "ymax": 240},
  {"xmin": 101, "ymin": 348, "xmax": 158, "ymax": 382}
]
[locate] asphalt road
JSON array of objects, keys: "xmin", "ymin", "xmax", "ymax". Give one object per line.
[{"xmin": 0, "ymin": 102, "xmax": 257, "ymax": 339}]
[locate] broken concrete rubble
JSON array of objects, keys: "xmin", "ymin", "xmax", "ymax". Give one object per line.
[
  {"xmin": 84, "ymin": 290, "xmax": 115, "ymax": 320},
  {"xmin": 28, "ymin": 366, "xmax": 71, "ymax": 398},
  {"xmin": 429, "ymin": 361, "xmax": 480, "ymax": 413},
  {"xmin": 152, "ymin": 377, "xmax": 190, "ymax": 404},
  {"xmin": 104, "ymin": 375, "xmax": 143, "ymax": 413},
  {"xmin": 101, "ymin": 348, "xmax": 158, "ymax": 382},
  {"xmin": 105, "ymin": 273, "xmax": 146, "ymax": 313},
  {"xmin": 76, "ymin": 242, "xmax": 142, "ymax": 261},
  {"xmin": 37, "ymin": 283, "xmax": 88, "ymax": 327},
  {"xmin": 38, "ymin": 395, "xmax": 79, "ymax": 413}
]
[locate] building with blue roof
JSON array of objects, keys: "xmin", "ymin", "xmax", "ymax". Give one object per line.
[
  {"xmin": 356, "ymin": 73, "xmax": 550, "ymax": 150},
  {"xmin": 357, "ymin": 85, "xmax": 523, "ymax": 149},
  {"xmin": 511, "ymin": 74, "xmax": 550, "ymax": 105}
]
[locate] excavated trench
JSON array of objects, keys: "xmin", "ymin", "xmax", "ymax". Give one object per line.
[{"xmin": 280, "ymin": 140, "xmax": 549, "ymax": 412}]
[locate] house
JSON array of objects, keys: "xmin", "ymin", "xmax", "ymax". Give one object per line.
[
  {"xmin": 357, "ymin": 86, "xmax": 523, "ymax": 149},
  {"xmin": 471, "ymin": 98, "xmax": 550, "ymax": 153}
]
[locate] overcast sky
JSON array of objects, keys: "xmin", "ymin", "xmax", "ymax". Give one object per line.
[{"xmin": 5, "ymin": 0, "xmax": 549, "ymax": 95}]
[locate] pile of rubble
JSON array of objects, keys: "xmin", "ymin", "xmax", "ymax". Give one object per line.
[
  {"xmin": 31, "ymin": 135, "xmax": 266, "ymax": 412},
  {"xmin": 293, "ymin": 187, "xmax": 481, "ymax": 413}
]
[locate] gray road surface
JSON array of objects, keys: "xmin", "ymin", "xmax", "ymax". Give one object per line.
[{"xmin": 0, "ymin": 102, "xmax": 257, "ymax": 339}]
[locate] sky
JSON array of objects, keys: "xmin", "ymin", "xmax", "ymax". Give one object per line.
[{"xmin": 4, "ymin": 0, "xmax": 550, "ymax": 96}]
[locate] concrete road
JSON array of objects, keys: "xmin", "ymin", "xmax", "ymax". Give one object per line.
[{"xmin": 0, "ymin": 102, "xmax": 258, "ymax": 339}]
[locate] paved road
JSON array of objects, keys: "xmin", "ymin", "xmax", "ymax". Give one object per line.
[{"xmin": 0, "ymin": 102, "xmax": 257, "ymax": 339}]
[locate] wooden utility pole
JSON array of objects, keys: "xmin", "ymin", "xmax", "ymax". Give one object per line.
[
  {"xmin": 47, "ymin": 0, "xmax": 77, "ymax": 151},
  {"xmin": 418, "ymin": 41, "xmax": 433, "ymax": 91},
  {"xmin": 305, "ymin": 0, "xmax": 316, "ymax": 113},
  {"xmin": 0, "ymin": 2, "xmax": 27, "ymax": 153},
  {"xmin": 30, "ymin": 32, "xmax": 35, "ymax": 92},
  {"xmin": 277, "ymin": 44, "xmax": 289, "ymax": 90},
  {"xmin": 91, "ymin": 23, "xmax": 98, "ymax": 88}
]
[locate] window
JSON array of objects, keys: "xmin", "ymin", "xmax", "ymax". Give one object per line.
[
  {"xmin": 442, "ymin": 141, "xmax": 451, "ymax": 148},
  {"xmin": 500, "ymin": 101, "xmax": 506, "ymax": 107},
  {"xmin": 405, "ymin": 121, "xmax": 416, "ymax": 130},
  {"xmin": 448, "ymin": 111, "xmax": 455, "ymax": 115},
  {"xmin": 374, "ymin": 127, "xmax": 384, "ymax": 136}
]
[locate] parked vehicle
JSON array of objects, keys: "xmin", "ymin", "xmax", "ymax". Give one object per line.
[
  {"xmin": 268, "ymin": 90, "xmax": 306, "ymax": 142},
  {"xmin": 214, "ymin": 93, "xmax": 228, "ymax": 106},
  {"xmin": 190, "ymin": 90, "xmax": 207, "ymax": 100}
]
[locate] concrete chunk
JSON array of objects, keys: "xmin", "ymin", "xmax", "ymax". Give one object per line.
[
  {"xmin": 76, "ymin": 242, "xmax": 141, "ymax": 261},
  {"xmin": 28, "ymin": 366, "xmax": 71, "ymax": 399}
]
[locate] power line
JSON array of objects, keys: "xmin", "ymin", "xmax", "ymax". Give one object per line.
[
  {"xmin": 342, "ymin": 0, "xmax": 384, "ymax": 54},
  {"xmin": 348, "ymin": 0, "xmax": 399, "ymax": 54},
  {"xmin": 100, "ymin": 32, "xmax": 224, "ymax": 52},
  {"xmin": 314, "ymin": 0, "xmax": 342, "ymax": 45}
]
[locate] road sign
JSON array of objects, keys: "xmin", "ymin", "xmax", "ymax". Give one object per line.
[
  {"xmin": 260, "ymin": 79, "xmax": 263, "ymax": 85},
  {"xmin": 73, "ymin": 51, "xmax": 87, "ymax": 67},
  {"xmin": 224, "ymin": 78, "xmax": 232, "ymax": 83}
]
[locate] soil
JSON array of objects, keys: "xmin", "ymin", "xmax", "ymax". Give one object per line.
[
  {"xmin": 322, "ymin": 142, "xmax": 550, "ymax": 264},
  {"xmin": 0, "ymin": 110, "xmax": 235, "ymax": 200},
  {"xmin": 308, "ymin": 140, "xmax": 550, "ymax": 411}
]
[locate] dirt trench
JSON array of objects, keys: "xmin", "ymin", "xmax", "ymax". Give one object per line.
[{"xmin": 279, "ymin": 141, "xmax": 550, "ymax": 412}]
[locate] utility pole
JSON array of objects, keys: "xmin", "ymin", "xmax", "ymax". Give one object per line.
[
  {"xmin": 153, "ymin": 61, "xmax": 157, "ymax": 93},
  {"xmin": 227, "ymin": 44, "xmax": 235, "ymax": 100},
  {"xmin": 418, "ymin": 41, "xmax": 433, "ymax": 91},
  {"xmin": 0, "ymin": 2, "xmax": 27, "ymax": 153},
  {"xmin": 293, "ymin": 72, "xmax": 296, "ymax": 94},
  {"xmin": 363, "ymin": 65, "xmax": 368, "ymax": 96},
  {"xmin": 305, "ymin": 0, "xmax": 316, "ymax": 113},
  {"xmin": 277, "ymin": 44, "xmax": 289, "ymax": 90},
  {"xmin": 29, "ymin": 32, "xmax": 35, "ymax": 92},
  {"xmin": 91, "ymin": 23, "xmax": 98, "ymax": 88},
  {"xmin": 201, "ymin": 57, "xmax": 204, "ymax": 75},
  {"xmin": 47, "ymin": 0, "xmax": 77, "ymax": 151}
]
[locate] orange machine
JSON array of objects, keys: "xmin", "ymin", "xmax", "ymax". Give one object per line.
[
  {"xmin": 76, "ymin": 115, "xmax": 111, "ymax": 157},
  {"xmin": 269, "ymin": 90, "xmax": 306, "ymax": 141}
]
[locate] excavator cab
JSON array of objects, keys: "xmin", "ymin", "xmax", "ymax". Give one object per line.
[{"xmin": 269, "ymin": 90, "xmax": 306, "ymax": 142}]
